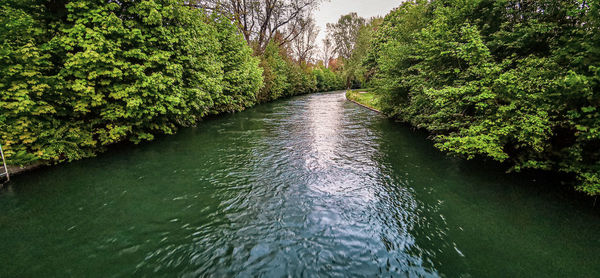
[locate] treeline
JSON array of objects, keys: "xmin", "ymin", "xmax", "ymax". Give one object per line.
[
  {"xmin": 359, "ymin": 0, "xmax": 600, "ymax": 195},
  {"xmin": 324, "ymin": 13, "xmax": 382, "ymax": 89},
  {"xmin": 0, "ymin": 0, "xmax": 344, "ymax": 166},
  {"xmin": 258, "ymin": 41, "xmax": 343, "ymax": 102}
]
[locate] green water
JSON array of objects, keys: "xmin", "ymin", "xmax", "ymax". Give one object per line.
[{"xmin": 1, "ymin": 92, "xmax": 598, "ymax": 277}]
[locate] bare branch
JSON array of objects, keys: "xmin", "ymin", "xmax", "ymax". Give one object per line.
[{"xmin": 190, "ymin": 0, "xmax": 323, "ymax": 54}]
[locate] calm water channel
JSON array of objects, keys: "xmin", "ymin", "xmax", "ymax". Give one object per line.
[{"xmin": 1, "ymin": 92, "xmax": 599, "ymax": 277}]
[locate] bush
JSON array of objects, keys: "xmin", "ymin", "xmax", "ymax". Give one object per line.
[
  {"xmin": 211, "ymin": 15, "xmax": 263, "ymax": 114},
  {"xmin": 313, "ymin": 66, "xmax": 344, "ymax": 92},
  {"xmin": 257, "ymin": 41, "xmax": 290, "ymax": 102},
  {"xmin": 0, "ymin": 0, "xmax": 263, "ymax": 165}
]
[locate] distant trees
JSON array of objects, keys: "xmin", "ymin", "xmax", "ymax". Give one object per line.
[
  {"xmin": 342, "ymin": 17, "xmax": 382, "ymax": 88},
  {"xmin": 312, "ymin": 66, "xmax": 344, "ymax": 92},
  {"xmin": 326, "ymin": 12, "xmax": 365, "ymax": 60},
  {"xmin": 289, "ymin": 18, "xmax": 319, "ymax": 63},
  {"xmin": 325, "ymin": 13, "xmax": 381, "ymax": 88},
  {"xmin": 257, "ymin": 36, "xmax": 343, "ymax": 103},
  {"xmin": 191, "ymin": 0, "xmax": 344, "ymax": 103},
  {"xmin": 320, "ymin": 37, "xmax": 334, "ymax": 68}
]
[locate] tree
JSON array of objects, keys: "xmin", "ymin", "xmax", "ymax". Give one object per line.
[
  {"xmin": 342, "ymin": 17, "xmax": 382, "ymax": 88},
  {"xmin": 320, "ymin": 37, "xmax": 334, "ymax": 67},
  {"xmin": 190, "ymin": 0, "xmax": 323, "ymax": 53},
  {"xmin": 289, "ymin": 18, "xmax": 319, "ymax": 63},
  {"xmin": 326, "ymin": 12, "xmax": 365, "ymax": 59}
]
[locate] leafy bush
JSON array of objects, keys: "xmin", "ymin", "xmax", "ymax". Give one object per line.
[
  {"xmin": 285, "ymin": 61, "xmax": 317, "ymax": 96},
  {"xmin": 313, "ymin": 66, "xmax": 344, "ymax": 92},
  {"xmin": 257, "ymin": 41, "xmax": 290, "ymax": 102},
  {"xmin": 0, "ymin": 0, "xmax": 262, "ymax": 165},
  {"xmin": 257, "ymin": 41, "xmax": 344, "ymax": 102},
  {"xmin": 211, "ymin": 15, "xmax": 263, "ymax": 114}
]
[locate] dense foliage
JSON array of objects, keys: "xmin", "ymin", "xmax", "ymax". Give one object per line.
[
  {"xmin": 258, "ymin": 40, "xmax": 344, "ymax": 102},
  {"xmin": 0, "ymin": 0, "xmax": 261, "ymax": 165},
  {"xmin": 313, "ymin": 66, "xmax": 344, "ymax": 92},
  {"xmin": 343, "ymin": 17, "xmax": 382, "ymax": 89},
  {"xmin": 326, "ymin": 13, "xmax": 383, "ymax": 89},
  {"xmin": 368, "ymin": 0, "xmax": 600, "ymax": 195}
]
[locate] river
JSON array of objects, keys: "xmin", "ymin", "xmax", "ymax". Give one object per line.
[{"xmin": 0, "ymin": 91, "xmax": 598, "ymax": 277}]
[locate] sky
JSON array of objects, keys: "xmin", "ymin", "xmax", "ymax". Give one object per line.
[{"xmin": 313, "ymin": 0, "xmax": 403, "ymax": 47}]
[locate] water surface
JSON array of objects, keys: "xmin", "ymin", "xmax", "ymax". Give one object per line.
[{"xmin": 1, "ymin": 92, "xmax": 598, "ymax": 277}]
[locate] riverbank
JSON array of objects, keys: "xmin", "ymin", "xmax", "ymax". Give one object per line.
[
  {"xmin": 345, "ymin": 90, "xmax": 383, "ymax": 113},
  {"xmin": 5, "ymin": 163, "xmax": 46, "ymax": 177}
]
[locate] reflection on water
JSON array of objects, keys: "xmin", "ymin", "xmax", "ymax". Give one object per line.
[
  {"xmin": 306, "ymin": 92, "xmax": 343, "ymax": 171},
  {"xmin": 0, "ymin": 92, "xmax": 599, "ymax": 277}
]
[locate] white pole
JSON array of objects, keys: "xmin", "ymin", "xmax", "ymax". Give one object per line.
[{"xmin": 0, "ymin": 142, "xmax": 9, "ymax": 182}]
